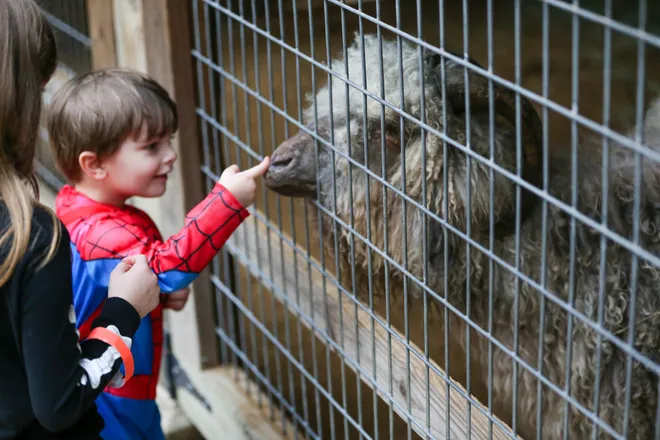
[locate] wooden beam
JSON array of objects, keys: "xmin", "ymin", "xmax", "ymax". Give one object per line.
[
  {"xmin": 175, "ymin": 363, "xmax": 298, "ymax": 440},
  {"xmin": 86, "ymin": 0, "xmax": 117, "ymax": 69},
  {"xmin": 111, "ymin": 2, "xmax": 161, "ymax": 237},
  {"xmin": 112, "ymin": 0, "xmax": 147, "ymax": 72},
  {"xmin": 225, "ymin": 217, "xmax": 520, "ymax": 440}
]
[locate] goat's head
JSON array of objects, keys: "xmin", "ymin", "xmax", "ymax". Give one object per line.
[{"xmin": 265, "ymin": 34, "xmax": 542, "ymax": 280}]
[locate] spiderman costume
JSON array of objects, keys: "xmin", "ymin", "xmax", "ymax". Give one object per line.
[{"xmin": 55, "ymin": 182, "xmax": 249, "ymax": 440}]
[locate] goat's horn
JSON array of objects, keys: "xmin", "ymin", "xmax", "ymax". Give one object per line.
[
  {"xmin": 427, "ymin": 51, "xmax": 543, "ymax": 225},
  {"xmin": 449, "ymin": 57, "xmax": 541, "ymax": 182}
]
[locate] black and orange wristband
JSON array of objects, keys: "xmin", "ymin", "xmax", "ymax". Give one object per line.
[{"xmin": 87, "ymin": 326, "xmax": 135, "ymax": 383}]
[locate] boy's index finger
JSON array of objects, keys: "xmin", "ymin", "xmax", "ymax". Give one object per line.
[{"xmin": 240, "ymin": 156, "xmax": 270, "ymax": 178}]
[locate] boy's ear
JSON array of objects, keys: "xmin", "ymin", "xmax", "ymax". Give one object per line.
[{"xmin": 78, "ymin": 151, "xmax": 106, "ymax": 180}]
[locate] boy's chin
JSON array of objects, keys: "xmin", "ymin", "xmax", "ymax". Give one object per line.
[{"xmin": 137, "ymin": 183, "xmax": 168, "ymax": 198}]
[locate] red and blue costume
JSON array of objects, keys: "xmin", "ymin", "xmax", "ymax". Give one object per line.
[{"xmin": 55, "ymin": 182, "xmax": 249, "ymax": 440}]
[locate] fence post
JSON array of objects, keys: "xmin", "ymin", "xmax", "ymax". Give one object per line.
[{"xmin": 85, "ymin": 0, "xmax": 116, "ymax": 69}]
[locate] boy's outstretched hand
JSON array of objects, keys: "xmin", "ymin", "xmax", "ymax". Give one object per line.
[{"xmin": 219, "ymin": 156, "xmax": 270, "ymax": 208}]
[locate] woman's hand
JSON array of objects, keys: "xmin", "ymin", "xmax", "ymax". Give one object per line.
[{"xmin": 108, "ymin": 255, "xmax": 160, "ymax": 318}]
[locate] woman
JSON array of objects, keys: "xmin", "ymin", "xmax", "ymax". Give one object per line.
[{"xmin": 0, "ymin": 1, "xmax": 161, "ymax": 439}]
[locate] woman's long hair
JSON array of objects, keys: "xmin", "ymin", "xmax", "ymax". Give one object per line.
[{"xmin": 0, "ymin": 0, "xmax": 61, "ymax": 287}]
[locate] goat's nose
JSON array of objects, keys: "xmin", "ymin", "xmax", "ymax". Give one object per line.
[{"xmin": 268, "ymin": 151, "xmax": 294, "ymax": 174}]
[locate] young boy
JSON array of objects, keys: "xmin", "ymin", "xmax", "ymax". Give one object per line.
[{"xmin": 47, "ymin": 68, "xmax": 270, "ymax": 440}]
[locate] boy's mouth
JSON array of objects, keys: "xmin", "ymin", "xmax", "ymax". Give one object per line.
[{"xmin": 155, "ymin": 169, "xmax": 172, "ymax": 179}]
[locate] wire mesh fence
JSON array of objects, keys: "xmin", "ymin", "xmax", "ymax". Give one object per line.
[
  {"xmin": 37, "ymin": 0, "xmax": 92, "ymax": 191},
  {"xmin": 190, "ymin": 0, "xmax": 660, "ymax": 438}
]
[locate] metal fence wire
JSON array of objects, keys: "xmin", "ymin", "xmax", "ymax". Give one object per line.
[
  {"xmin": 37, "ymin": 0, "xmax": 92, "ymax": 191},
  {"xmin": 190, "ymin": 0, "xmax": 660, "ymax": 439}
]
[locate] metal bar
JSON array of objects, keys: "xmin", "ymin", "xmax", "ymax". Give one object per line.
[
  {"xmin": 234, "ymin": 0, "xmax": 257, "ymax": 402},
  {"xmin": 216, "ymin": 327, "xmax": 323, "ymax": 440},
  {"xmin": 337, "ymin": 1, "xmax": 362, "ymax": 438},
  {"xmin": 42, "ymin": 11, "xmax": 92, "ymax": 47},
  {"xmin": 486, "ymin": 0, "xmax": 497, "ymax": 437},
  {"xmin": 305, "ymin": 0, "xmax": 326, "ymax": 436},
  {"xmin": 213, "ymin": 277, "xmax": 377, "ymax": 439},
  {"xmin": 191, "ymin": 55, "xmax": 660, "ymax": 287},
  {"xmin": 38, "ymin": 1, "xmax": 92, "ymax": 192},
  {"xmin": 196, "ymin": 98, "xmax": 660, "ymax": 378},
  {"xmin": 539, "ymin": 0, "xmax": 660, "ymax": 49},
  {"xmin": 371, "ymin": 0, "xmax": 395, "ymax": 437},
  {"xmin": 34, "ymin": 159, "xmax": 65, "ymax": 192},
  {"xmin": 226, "ymin": 146, "xmax": 635, "ymax": 437},
  {"xmin": 271, "ymin": 0, "xmax": 297, "ymax": 432},
  {"xmin": 353, "ymin": 1, "xmax": 379, "ymax": 437},
  {"xmin": 320, "ymin": 1, "xmax": 341, "ymax": 438},
  {"xmin": 222, "ymin": 0, "xmax": 242, "ymax": 381},
  {"xmin": 199, "ymin": 0, "xmax": 659, "ymax": 165},
  {"xmin": 247, "ymin": 0, "xmax": 266, "ymax": 413},
  {"xmin": 217, "ymin": 239, "xmax": 519, "ymax": 440},
  {"xmin": 437, "ymin": 1, "xmax": 452, "ymax": 438},
  {"xmin": 460, "ymin": 0, "xmax": 474, "ymax": 437},
  {"xmin": 198, "ymin": 0, "xmax": 226, "ymax": 370},
  {"xmin": 622, "ymin": 2, "xmax": 648, "ymax": 438},
  {"xmin": 535, "ymin": 0, "xmax": 551, "ymax": 438},
  {"xmin": 288, "ymin": 1, "xmax": 312, "ymax": 437},
  {"xmin": 561, "ymin": 0, "xmax": 581, "ymax": 437},
  {"xmin": 414, "ymin": 0, "xmax": 431, "ymax": 437},
  {"xmin": 194, "ymin": 2, "xmax": 660, "ymax": 440},
  {"xmin": 590, "ymin": 0, "xmax": 614, "ymax": 434},
  {"xmin": 259, "ymin": 0, "xmax": 286, "ymax": 425}
]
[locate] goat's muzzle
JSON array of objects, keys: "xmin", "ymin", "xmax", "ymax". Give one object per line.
[{"xmin": 264, "ymin": 130, "xmax": 318, "ymax": 198}]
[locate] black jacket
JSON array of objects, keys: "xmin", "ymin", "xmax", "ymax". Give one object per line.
[{"xmin": 0, "ymin": 205, "xmax": 140, "ymax": 439}]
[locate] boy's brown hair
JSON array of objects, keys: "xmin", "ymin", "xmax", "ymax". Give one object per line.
[{"xmin": 47, "ymin": 68, "xmax": 178, "ymax": 182}]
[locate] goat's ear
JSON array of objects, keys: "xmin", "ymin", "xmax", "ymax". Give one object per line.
[
  {"xmin": 423, "ymin": 50, "xmax": 485, "ymax": 89},
  {"xmin": 425, "ymin": 214, "xmax": 455, "ymax": 278},
  {"xmin": 423, "ymin": 48, "xmax": 544, "ymax": 234},
  {"xmin": 416, "ymin": 186, "xmax": 460, "ymax": 278}
]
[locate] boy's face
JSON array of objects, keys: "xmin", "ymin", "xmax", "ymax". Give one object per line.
[{"xmin": 101, "ymin": 130, "xmax": 178, "ymax": 201}]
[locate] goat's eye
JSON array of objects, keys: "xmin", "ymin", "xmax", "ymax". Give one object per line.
[
  {"xmin": 384, "ymin": 131, "xmax": 401, "ymax": 151},
  {"xmin": 370, "ymin": 127, "xmax": 402, "ymax": 151}
]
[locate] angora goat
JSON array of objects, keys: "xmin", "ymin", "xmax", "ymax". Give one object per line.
[{"xmin": 264, "ymin": 34, "xmax": 660, "ymax": 439}]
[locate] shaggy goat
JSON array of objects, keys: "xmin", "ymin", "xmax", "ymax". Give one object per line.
[{"xmin": 264, "ymin": 34, "xmax": 660, "ymax": 439}]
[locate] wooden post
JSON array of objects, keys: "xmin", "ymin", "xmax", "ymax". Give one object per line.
[{"xmin": 85, "ymin": 0, "xmax": 117, "ymax": 69}]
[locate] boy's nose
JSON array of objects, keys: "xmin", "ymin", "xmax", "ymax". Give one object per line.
[{"xmin": 164, "ymin": 146, "xmax": 178, "ymax": 164}]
